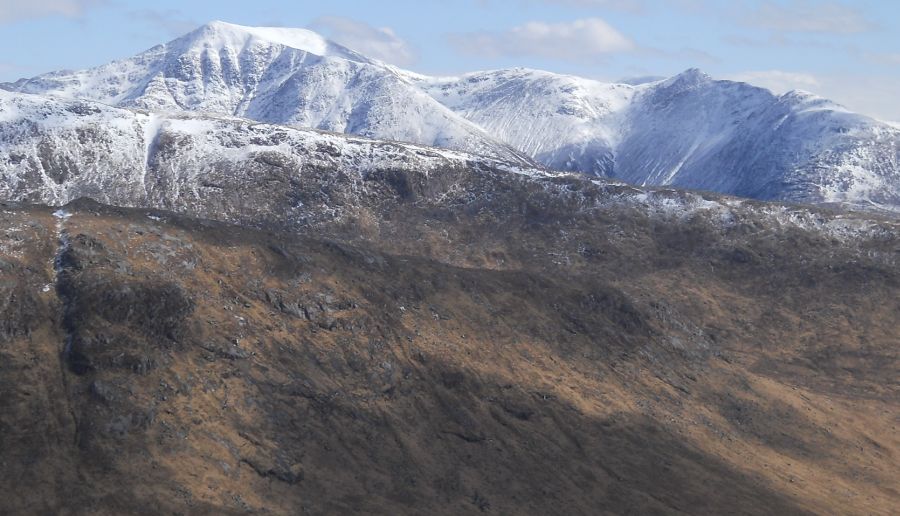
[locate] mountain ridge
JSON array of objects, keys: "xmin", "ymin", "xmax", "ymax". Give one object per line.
[
  {"xmin": 0, "ymin": 160, "xmax": 897, "ymax": 514},
  {"xmin": 2, "ymin": 21, "xmax": 900, "ymax": 212}
]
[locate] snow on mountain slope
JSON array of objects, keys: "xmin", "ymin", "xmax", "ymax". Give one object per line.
[
  {"xmin": 1, "ymin": 21, "xmax": 532, "ymax": 166},
  {"xmin": 426, "ymin": 68, "xmax": 900, "ymax": 211},
  {"xmin": 0, "ymin": 89, "xmax": 551, "ymax": 228},
  {"xmin": 615, "ymin": 72, "xmax": 900, "ymax": 209},
  {"xmin": 3, "ymin": 88, "xmax": 892, "ymax": 246},
  {"xmin": 419, "ymin": 68, "xmax": 636, "ymax": 176},
  {"xmin": 2, "ymin": 22, "xmax": 899, "ymax": 211}
]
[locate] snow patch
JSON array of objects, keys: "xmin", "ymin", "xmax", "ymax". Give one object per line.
[{"xmin": 195, "ymin": 21, "xmax": 352, "ymax": 60}]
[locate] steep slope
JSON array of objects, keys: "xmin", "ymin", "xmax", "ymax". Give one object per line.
[
  {"xmin": 0, "ymin": 186, "xmax": 897, "ymax": 514},
  {"xmin": 1, "ymin": 21, "xmax": 532, "ymax": 166},
  {"xmin": 419, "ymin": 68, "xmax": 635, "ymax": 176},
  {"xmin": 614, "ymin": 71, "xmax": 900, "ymax": 209}
]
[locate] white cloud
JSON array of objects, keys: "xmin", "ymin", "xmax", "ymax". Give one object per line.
[
  {"xmin": 744, "ymin": 1, "xmax": 874, "ymax": 34},
  {"xmin": 309, "ymin": 16, "xmax": 416, "ymax": 66},
  {"xmin": 726, "ymin": 70, "xmax": 821, "ymax": 94},
  {"xmin": 0, "ymin": 0, "xmax": 103, "ymax": 23},
  {"xmin": 727, "ymin": 70, "xmax": 900, "ymax": 122},
  {"xmin": 449, "ymin": 18, "xmax": 634, "ymax": 62}
]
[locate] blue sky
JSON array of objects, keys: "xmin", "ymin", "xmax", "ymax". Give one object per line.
[{"xmin": 0, "ymin": 0, "xmax": 898, "ymax": 121}]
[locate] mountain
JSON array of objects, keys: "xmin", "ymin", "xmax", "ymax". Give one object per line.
[
  {"xmin": 0, "ymin": 168, "xmax": 897, "ymax": 514},
  {"xmin": 0, "ymin": 88, "xmax": 540, "ymax": 227},
  {"xmin": 422, "ymin": 68, "xmax": 900, "ymax": 210},
  {"xmin": 7, "ymin": 85, "xmax": 894, "ymax": 242},
  {"xmin": 5, "ymin": 22, "xmax": 900, "ymax": 212},
  {"xmin": 4, "ymin": 22, "xmax": 899, "ymax": 211},
  {"xmin": 1, "ymin": 48, "xmax": 899, "ymax": 515},
  {"xmin": 418, "ymin": 68, "xmax": 635, "ymax": 177},
  {"xmin": 1, "ymin": 21, "xmax": 532, "ymax": 166}
]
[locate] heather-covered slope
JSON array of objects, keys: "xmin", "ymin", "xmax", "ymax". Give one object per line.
[{"xmin": 0, "ymin": 191, "xmax": 896, "ymax": 514}]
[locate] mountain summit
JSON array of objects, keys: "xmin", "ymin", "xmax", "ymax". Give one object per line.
[
  {"xmin": 3, "ymin": 22, "xmax": 900, "ymax": 211},
  {"xmin": 3, "ymin": 21, "xmax": 532, "ymax": 166}
]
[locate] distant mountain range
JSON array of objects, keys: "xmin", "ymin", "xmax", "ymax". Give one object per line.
[{"xmin": 2, "ymin": 21, "xmax": 899, "ymax": 211}]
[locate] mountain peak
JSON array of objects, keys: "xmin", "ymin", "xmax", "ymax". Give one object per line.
[
  {"xmin": 671, "ymin": 68, "xmax": 711, "ymax": 83},
  {"xmin": 654, "ymin": 68, "xmax": 711, "ymax": 92},
  {"xmin": 174, "ymin": 21, "xmax": 363, "ymax": 61}
]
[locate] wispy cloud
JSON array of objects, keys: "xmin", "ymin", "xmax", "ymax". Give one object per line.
[
  {"xmin": 310, "ymin": 16, "xmax": 416, "ymax": 66},
  {"xmin": 0, "ymin": 0, "xmax": 104, "ymax": 23},
  {"xmin": 448, "ymin": 18, "xmax": 635, "ymax": 62},
  {"xmin": 742, "ymin": 1, "xmax": 875, "ymax": 34},
  {"xmin": 726, "ymin": 70, "xmax": 821, "ymax": 94}
]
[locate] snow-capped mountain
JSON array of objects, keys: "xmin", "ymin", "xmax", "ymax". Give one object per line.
[
  {"xmin": 1, "ymin": 21, "xmax": 532, "ymax": 166},
  {"xmin": 3, "ymin": 21, "xmax": 900, "ymax": 211},
  {"xmin": 3, "ymin": 87, "xmax": 892, "ymax": 244},
  {"xmin": 423, "ymin": 68, "xmax": 900, "ymax": 210},
  {"xmin": 419, "ymin": 68, "xmax": 635, "ymax": 176},
  {"xmin": 0, "ymin": 88, "xmax": 545, "ymax": 227}
]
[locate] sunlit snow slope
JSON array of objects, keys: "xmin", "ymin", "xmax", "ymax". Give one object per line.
[{"xmin": 2, "ymin": 21, "xmax": 531, "ymax": 166}]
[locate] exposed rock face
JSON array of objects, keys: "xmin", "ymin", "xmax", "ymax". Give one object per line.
[{"xmin": 0, "ymin": 188, "xmax": 896, "ymax": 514}]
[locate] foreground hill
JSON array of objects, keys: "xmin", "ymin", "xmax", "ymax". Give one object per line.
[
  {"xmin": 0, "ymin": 173, "xmax": 897, "ymax": 514},
  {"xmin": 4, "ymin": 21, "xmax": 900, "ymax": 211}
]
